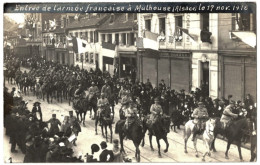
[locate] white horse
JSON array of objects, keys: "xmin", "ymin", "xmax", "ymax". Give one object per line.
[
  {"xmin": 202, "ymin": 118, "xmax": 216, "ymax": 161},
  {"xmin": 184, "ymin": 118, "xmax": 216, "ymax": 158}
]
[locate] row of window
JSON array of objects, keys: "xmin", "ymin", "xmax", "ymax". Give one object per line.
[
  {"xmin": 70, "ymin": 31, "xmax": 99, "ymax": 43},
  {"xmin": 101, "ymin": 33, "xmax": 135, "ymax": 46},
  {"xmin": 43, "ymin": 35, "xmax": 66, "ymax": 45},
  {"xmin": 144, "ymin": 13, "xmax": 255, "ymax": 37},
  {"xmin": 75, "ymin": 52, "xmax": 98, "ymax": 64}
]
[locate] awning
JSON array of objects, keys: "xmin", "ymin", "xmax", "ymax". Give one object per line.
[{"xmin": 232, "ymin": 31, "xmax": 256, "ymax": 48}]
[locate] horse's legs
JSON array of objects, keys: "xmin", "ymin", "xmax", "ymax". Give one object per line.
[
  {"xmin": 210, "ymin": 134, "xmax": 217, "ymax": 152},
  {"xmin": 156, "ymin": 137, "xmax": 162, "ymax": 157},
  {"xmin": 134, "ymin": 142, "xmax": 141, "ymax": 162},
  {"xmin": 184, "ymin": 127, "xmax": 191, "ymax": 153},
  {"xmin": 141, "ymin": 128, "xmax": 146, "ymax": 147},
  {"xmin": 83, "ymin": 112, "xmax": 86, "ymax": 126},
  {"xmin": 163, "ymin": 136, "xmax": 169, "ymax": 153},
  {"xmin": 149, "ymin": 133, "xmax": 154, "ymax": 151},
  {"xmin": 101, "ymin": 125, "xmax": 105, "ymax": 138},
  {"xmin": 237, "ymin": 142, "xmax": 243, "ymax": 161},
  {"xmin": 119, "ymin": 134, "xmax": 125, "ymax": 154},
  {"xmin": 105, "ymin": 126, "xmax": 108, "ymax": 142},
  {"xmin": 193, "ymin": 137, "xmax": 199, "ymax": 157},
  {"xmin": 95, "ymin": 118, "xmax": 98, "ymax": 135},
  {"xmin": 202, "ymin": 141, "xmax": 210, "ymax": 161},
  {"xmin": 225, "ymin": 140, "xmax": 232, "ymax": 159},
  {"xmin": 109, "ymin": 124, "xmax": 113, "ymax": 143}
]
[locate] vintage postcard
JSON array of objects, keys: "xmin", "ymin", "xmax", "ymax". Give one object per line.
[{"xmin": 2, "ymin": 1, "xmax": 256, "ymax": 163}]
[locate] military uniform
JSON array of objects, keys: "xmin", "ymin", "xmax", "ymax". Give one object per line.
[
  {"xmin": 191, "ymin": 103, "xmax": 208, "ymax": 141},
  {"xmin": 101, "ymin": 84, "xmax": 112, "ymax": 100},
  {"xmin": 220, "ymin": 105, "xmax": 238, "ymax": 128},
  {"xmin": 121, "ymin": 94, "xmax": 132, "ymax": 110},
  {"xmin": 89, "ymin": 86, "xmax": 99, "ymax": 97},
  {"xmin": 97, "ymin": 97, "xmax": 109, "ymax": 117},
  {"xmin": 47, "ymin": 116, "xmax": 61, "ymax": 136},
  {"xmin": 150, "ymin": 103, "xmax": 163, "ymax": 124}
]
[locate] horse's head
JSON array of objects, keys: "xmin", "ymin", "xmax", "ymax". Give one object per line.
[
  {"xmin": 162, "ymin": 115, "xmax": 171, "ymax": 133},
  {"xmin": 207, "ymin": 118, "xmax": 217, "ymax": 136}
]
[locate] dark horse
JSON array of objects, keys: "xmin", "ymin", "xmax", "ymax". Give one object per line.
[
  {"xmin": 72, "ymin": 97, "xmax": 89, "ymax": 126},
  {"xmin": 142, "ymin": 115, "xmax": 171, "ymax": 157},
  {"xmin": 95, "ymin": 106, "xmax": 113, "ymax": 143},
  {"xmin": 86, "ymin": 93, "xmax": 98, "ymax": 120},
  {"xmin": 115, "ymin": 108, "xmax": 144, "ymax": 162},
  {"xmin": 210, "ymin": 117, "xmax": 249, "ymax": 161}
]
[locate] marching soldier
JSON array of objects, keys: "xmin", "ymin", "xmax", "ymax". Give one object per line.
[{"xmin": 191, "ymin": 102, "xmax": 209, "ymax": 141}]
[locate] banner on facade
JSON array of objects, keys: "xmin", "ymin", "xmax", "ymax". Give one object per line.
[{"xmin": 101, "ymin": 41, "xmax": 118, "ymax": 58}]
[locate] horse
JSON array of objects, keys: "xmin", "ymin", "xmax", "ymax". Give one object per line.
[
  {"xmin": 72, "ymin": 97, "xmax": 90, "ymax": 126},
  {"xmin": 41, "ymin": 81, "xmax": 54, "ymax": 103},
  {"xmin": 183, "ymin": 117, "xmax": 209, "ymax": 157},
  {"xmin": 95, "ymin": 106, "xmax": 113, "ymax": 143},
  {"xmin": 201, "ymin": 118, "xmax": 217, "ymax": 161},
  {"xmin": 115, "ymin": 108, "xmax": 144, "ymax": 162},
  {"xmin": 142, "ymin": 114, "xmax": 171, "ymax": 157},
  {"xmin": 68, "ymin": 85, "xmax": 77, "ymax": 106},
  {"xmin": 86, "ymin": 93, "xmax": 98, "ymax": 120},
  {"xmin": 35, "ymin": 82, "xmax": 42, "ymax": 99},
  {"xmin": 210, "ymin": 116, "xmax": 249, "ymax": 161},
  {"xmin": 54, "ymin": 81, "xmax": 66, "ymax": 103}
]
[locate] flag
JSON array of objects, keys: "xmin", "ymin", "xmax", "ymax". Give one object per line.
[
  {"xmin": 72, "ymin": 37, "xmax": 88, "ymax": 54},
  {"xmin": 143, "ymin": 30, "xmax": 159, "ymax": 50},
  {"xmin": 101, "ymin": 42, "xmax": 117, "ymax": 58},
  {"xmin": 177, "ymin": 26, "xmax": 198, "ymax": 42}
]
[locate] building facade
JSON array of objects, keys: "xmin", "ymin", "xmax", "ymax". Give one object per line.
[
  {"xmin": 97, "ymin": 13, "xmax": 138, "ymax": 78},
  {"xmin": 137, "ymin": 13, "xmax": 256, "ymax": 101}
]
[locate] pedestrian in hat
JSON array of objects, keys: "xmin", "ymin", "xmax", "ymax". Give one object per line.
[
  {"xmin": 85, "ymin": 143, "xmax": 100, "ymax": 162},
  {"xmin": 112, "ymin": 139, "xmax": 123, "ymax": 162},
  {"xmin": 220, "ymin": 100, "xmax": 238, "ymax": 130},
  {"xmin": 32, "ymin": 102, "xmax": 42, "ymax": 121},
  {"xmin": 191, "ymin": 102, "xmax": 209, "ymax": 141},
  {"xmin": 47, "ymin": 114, "xmax": 61, "ymax": 137},
  {"xmin": 68, "ymin": 111, "xmax": 80, "ymax": 146},
  {"xmin": 99, "ymin": 141, "xmax": 114, "ymax": 162}
]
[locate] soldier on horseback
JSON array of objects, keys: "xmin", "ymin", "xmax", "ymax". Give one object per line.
[
  {"xmin": 89, "ymin": 82, "xmax": 99, "ymax": 97},
  {"xmin": 97, "ymin": 93, "xmax": 109, "ymax": 126},
  {"xmin": 124, "ymin": 101, "xmax": 138, "ymax": 134},
  {"xmin": 149, "ymin": 97, "xmax": 166, "ymax": 133},
  {"xmin": 220, "ymin": 100, "xmax": 238, "ymax": 130},
  {"xmin": 191, "ymin": 102, "xmax": 209, "ymax": 141}
]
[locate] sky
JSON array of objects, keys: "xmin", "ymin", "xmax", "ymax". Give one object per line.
[{"xmin": 4, "ymin": 13, "xmax": 25, "ymax": 24}]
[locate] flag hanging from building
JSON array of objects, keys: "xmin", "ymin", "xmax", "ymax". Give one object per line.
[
  {"xmin": 177, "ymin": 26, "xmax": 198, "ymax": 42},
  {"xmin": 143, "ymin": 30, "xmax": 159, "ymax": 50},
  {"xmin": 72, "ymin": 37, "xmax": 88, "ymax": 54},
  {"xmin": 101, "ymin": 41, "xmax": 118, "ymax": 58},
  {"xmin": 136, "ymin": 31, "xmax": 159, "ymax": 50}
]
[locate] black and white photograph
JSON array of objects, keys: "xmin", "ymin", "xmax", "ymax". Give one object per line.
[{"xmin": 2, "ymin": 1, "xmax": 257, "ymax": 163}]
